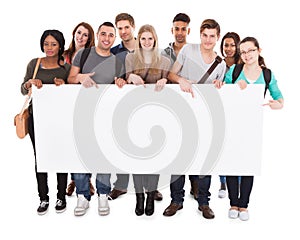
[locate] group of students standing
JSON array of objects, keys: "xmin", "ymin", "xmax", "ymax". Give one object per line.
[{"xmin": 20, "ymin": 12, "xmax": 284, "ymax": 221}]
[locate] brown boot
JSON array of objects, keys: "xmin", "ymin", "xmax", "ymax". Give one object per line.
[
  {"xmin": 154, "ymin": 190, "xmax": 163, "ymax": 201},
  {"xmin": 89, "ymin": 180, "xmax": 95, "ymax": 196},
  {"xmin": 66, "ymin": 180, "xmax": 75, "ymax": 196},
  {"xmin": 190, "ymin": 180, "xmax": 199, "ymax": 200}
]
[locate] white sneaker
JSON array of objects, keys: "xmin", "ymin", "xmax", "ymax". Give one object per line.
[
  {"xmin": 74, "ymin": 195, "xmax": 89, "ymax": 216},
  {"xmin": 228, "ymin": 208, "xmax": 239, "ymax": 219},
  {"xmin": 239, "ymin": 210, "xmax": 249, "ymax": 221},
  {"xmin": 218, "ymin": 189, "xmax": 226, "ymax": 198},
  {"xmin": 98, "ymin": 194, "xmax": 110, "ymax": 216}
]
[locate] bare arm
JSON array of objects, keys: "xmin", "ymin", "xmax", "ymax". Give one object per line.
[
  {"xmin": 168, "ymin": 61, "xmax": 194, "ymax": 97},
  {"xmin": 67, "ymin": 65, "xmax": 96, "ymax": 88},
  {"xmin": 168, "ymin": 61, "xmax": 183, "ymax": 83},
  {"xmin": 67, "ymin": 65, "xmax": 80, "ymax": 84},
  {"xmin": 263, "ymin": 98, "xmax": 284, "ymax": 110}
]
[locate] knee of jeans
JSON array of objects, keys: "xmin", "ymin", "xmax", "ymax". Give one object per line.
[
  {"xmin": 96, "ymin": 174, "xmax": 111, "ymax": 181},
  {"xmin": 73, "ymin": 173, "xmax": 89, "ymax": 181}
]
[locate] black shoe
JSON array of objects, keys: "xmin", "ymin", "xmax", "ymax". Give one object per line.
[
  {"xmin": 145, "ymin": 191, "xmax": 155, "ymax": 216},
  {"xmin": 37, "ymin": 200, "xmax": 49, "ymax": 215},
  {"xmin": 135, "ymin": 193, "xmax": 145, "ymax": 216},
  {"xmin": 55, "ymin": 199, "xmax": 67, "ymax": 213}
]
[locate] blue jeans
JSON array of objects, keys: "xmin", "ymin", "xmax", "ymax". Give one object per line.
[
  {"xmin": 226, "ymin": 176, "xmax": 253, "ymax": 208},
  {"xmin": 170, "ymin": 175, "xmax": 211, "ymax": 206},
  {"xmin": 197, "ymin": 175, "xmax": 211, "ymax": 206},
  {"xmin": 73, "ymin": 173, "xmax": 111, "ymax": 201},
  {"xmin": 219, "ymin": 176, "xmax": 241, "ymax": 185},
  {"xmin": 219, "ymin": 175, "xmax": 226, "ymax": 184},
  {"xmin": 71, "ymin": 173, "xmax": 91, "ymax": 181}
]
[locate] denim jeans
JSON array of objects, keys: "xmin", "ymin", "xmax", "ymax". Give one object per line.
[
  {"xmin": 219, "ymin": 175, "xmax": 226, "ymax": 184},
  {"xmin": 226, "ymin": 176, "xmax": 253, "ymax": 208},
  {"xmin": 220, "ymin": 176, "xmax": 241, "ymax": 184},
  {"xmin": 71, "ymin": 173, "xmax": 92, "ymax": 181},
  {"xmin": 197, "ymin": 175, "xmax": 211, "ymax": 206},
  {"xmin": 73, "ymin": 173, "xmax": 111, "ymax": 201},
  {"xmin": 170, "ymin": 175, "xmax": 185, "ymax": 205},
  {"xmin": 170, "ymin": 175, "xmax": 211, "ymax": 206}
]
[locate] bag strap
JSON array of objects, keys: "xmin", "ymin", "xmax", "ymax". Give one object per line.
[
  {"xmin": 79, "ymin": 48, "xmax": 91, "ymax": 73},
  {"xmin": 20, "ymin": 58, "xmax": 41, "ymax": 115},
  {"xmin": 232, "ymin": 63, "xmax": 244, "ymax": 84},
  {"xmin": 27, "ymin": 58, "xmax": 41, "ymax": 97},
  {"xmin": 198, "ymin": 55, "xmax": 222, "ymax": 84},
  {"xmin": 262, "ymin": 67, "xmax": 271, "ymax": 98},
  {"xmin": 32, "ymin": 58, "xmax": 41, "ymax": 80}
]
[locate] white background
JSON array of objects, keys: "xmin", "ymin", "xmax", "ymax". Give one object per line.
[{"xmin": 1, "ymin": 0, "xmax": 298, "ymax": 239}]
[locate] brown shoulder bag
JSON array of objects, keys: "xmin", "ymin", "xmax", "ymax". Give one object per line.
[{"xmin": 14, "ymin": 58, "xmax": 41, "ymax": 139}]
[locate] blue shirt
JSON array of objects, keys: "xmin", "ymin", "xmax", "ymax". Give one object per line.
[{"xmin": 111, "ymin": 41, "xmax": 132, "ymax": 65}]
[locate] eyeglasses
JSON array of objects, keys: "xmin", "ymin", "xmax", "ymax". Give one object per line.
[{"xmin": 240, "ymin": 48, "xmax": 257, "ymax": 56}]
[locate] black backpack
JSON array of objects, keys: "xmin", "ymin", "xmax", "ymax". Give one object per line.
[
  {"xmin": 79, "ymin": 48, "xmax": 91, "ymax": 73},
  {"xmin": 79, "ymin": 48, "xmax": 123, "ymax": 78},
  {"xmin": 232, "ymin": 63, "xmax": 271, "ymax": 97}
]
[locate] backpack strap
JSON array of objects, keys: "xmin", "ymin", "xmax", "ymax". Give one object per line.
[
  {"xmin": 232, "ymin": 63, "xmax": 244, "ymax": 84},
  {"xmin": 198, "ymin": 55, "xmax": 223, "ymax": 84},
  {"xmin": 262, "ymin": 68, "xmax": 271, "ymax": 98},
  {"xmin": 79, "ymin": 48, "xmax": 91, "ymax": 73}
]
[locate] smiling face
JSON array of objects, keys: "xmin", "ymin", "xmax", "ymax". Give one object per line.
[
  {"xmin": 139, "ymin": 31, "xmax": 155, "ymax": 51},
  {"xmin": 74, "ymin": 25, "xmax": 89, "ymax": 48},
  {"xmin": 200, "ymin": 28, "xmax": 219, "ymax": 51},
  {"xmin": 43, "ymin": 35, "xmax": 59, "ymax": 57},
  {"xmin": 172, "ymin": 20, "xmax": 190, "ymax": 44},
  {"xmin": 116, "ymin": 20, "xmax": 135, "ymax": 43},
  {"xmin": 239, "ymin": 41, "xmax": 260, "ymax": 65},
  {"xmin": 97, "ymin": 25, "xmax": 116, "ymax": 51},
  {"xmin": 223, "ymin": 37, "xmax": 236, "ymax": 58}
]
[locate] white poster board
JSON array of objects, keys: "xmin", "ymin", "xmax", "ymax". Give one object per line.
[{"xmin": 32, "ymin": 84, "xmax": 264, "ymax": 175}]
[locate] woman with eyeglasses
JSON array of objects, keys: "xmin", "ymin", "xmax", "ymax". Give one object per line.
[{"xmin": 215, "ymin": 36, "xmax": 284, "ymax": 221}]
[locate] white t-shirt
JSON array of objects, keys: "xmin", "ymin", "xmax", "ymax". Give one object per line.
[{"xmin": 177, "ymin": 43, "xmax": 226, "ymax": 84}]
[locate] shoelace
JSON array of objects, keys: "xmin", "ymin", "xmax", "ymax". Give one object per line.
[
  {"xmin": 56, "ymin": 199, "xmax": 63, "ymax": 206},
  {"xmin": 40, "ymin": 201, "xmax": 49, "ymax": 207}
]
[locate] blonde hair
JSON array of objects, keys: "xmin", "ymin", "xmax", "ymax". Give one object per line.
[{"xmin": 133, "ymin": 24, "xmax": 161, "ymax": 75}]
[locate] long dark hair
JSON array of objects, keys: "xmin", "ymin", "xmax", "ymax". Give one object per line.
[
  {"xmin": 40, "ymin": 29, "xmax": 65, "ymax": 68},
  {"xmin": 240, "ymin": 36, "xmax": 266, "ymax": 68},
  {"xmin": 220, "ymin": 32, "xmax": 240, "ymax": 64}
]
